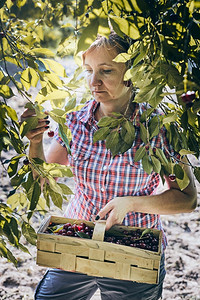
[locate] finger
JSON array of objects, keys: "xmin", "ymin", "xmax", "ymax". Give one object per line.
[
  {"xmin": 21, "ymin": 108, "xmax": 36, "ymax": 118},
  {"xmin": 97, "ymin": 201, "xmax": 113, "ymax": 220},
  {"xmin": 26, "ymin": 125, "xmax": 49, "ymax": 140},
  {"xmin": 105, "ymin": 210, "xmax": 119, "ymax": 231}
]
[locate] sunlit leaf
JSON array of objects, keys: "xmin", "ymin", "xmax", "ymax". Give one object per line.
[
  {"xmin": 0, "ymin": 85, "xmax": 14, "ymax": 98},
  {"xmin": 22, "ymin": 222, "xmax": 37, "ymax": 245}
]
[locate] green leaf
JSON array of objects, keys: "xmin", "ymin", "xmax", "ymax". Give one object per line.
[
  {"xmin": 139, "ymin": 122, "xmax": 148, "ymax": 144},
  {"xmin": 47, "ymin": 185, "xmax": 63, "ymax": 209},
  {"xmin": 141, "ymin": 228, "xmax": 151, "ymax": 238},
  {"xmin": 194, "ymin": 167, "xmax": 200, "ymax": 183},
  {"xmin": 47, "ymin": 176, "xmax": 63, "ymax": 195},
  {"xmin": 57, "ymin": 183, "xmax": 73, "ymax": 195},
  {"xmin": 77, "ymin": 19, "xmax": 99, "ymax": 53},
  {"xmin": 44, "ymin": 90, "xmax": 69, "ymax": 101},
  {"xmin": 179, "ymin": 149, "xmax": 196, "ymax": 156},
  {"xmin": 93, "ymin": 127, "xmax": 111, "ymax": 143},
  {"xmin": 35, "ymin": 59, "xmax": 47, "ymax": 72},
  {"xmin": 20, "ymin": 68, "xmax": 31, "ymax": 91},
  {"xmin": 29, "ymin": 68, "xmax": 39, "ymax": 87},
  {"xmin": 0, "ymin": 85, "xmax": 14, "ymax": 98},
  {"xmin": 142, "ymin": 153, "xmax": 153, "ymax": 174},
  {"xmin": 20, "ymin": 116, "xmax": 38, "ymax": 138},
  {"xmin": 43, "ymin": 59, "xmax": 67, "ymax": 77},
  {"xmin": 76, "ymin": 231, "xmax": 90, "ymax": 239},
  {"xmin": 43, "ymin": 183, "xmax": 50, "ymax": 208},
  {"xmin": 134, "ymin": 146, "xmax": 146, "ymax": 162},
  {"xmin": 98, "ymin": 116, "xmax": 122, "ymax": 128},
  {"xmin": 7, "ymin": 192, "xmax": 27, "ymax": 211},
  {"xmin": 31, "ymin": 48, "xmax": 55, "ymax": 57},
  {"xmin": 10, "ymin": 217, "xmax": 20, "ymax": 240},
  {"xmin": 109, "ymin": 15, "xmax": 140, "ymax": 39},
  {"xmin": 4, "ymin": 105, "xmax": 18, "ymax": 121},
  {"xmin": 176, "ymin": 169, "xmax": 190, "ymax": 191},
  {"xmin": 22, "ymin": 222, "xmax": 37, "ymax": 245},
  {"xmin": 7, "ymin": 154, "xmax": 24, "ymax": 177},
  {"xmin": 149, "ymin": 116, "xmax": 160, "ymax": 139},
  {"xmin": 9, "ymin": 127, "xmax": 24, "ymax": 154},
  {"xmin": 27, "ymin": 181, "xmax": 41, "ymax": 219},
  {"xmin": 113, "ymin": 52, "xmax": 133, "ymax": 63},
  {"xmin": 163, "ymin": 113, "xmax": 177, "ymax": 124},
  {"xmin": 155, "ymin": 148, "xmax": 168, "ymax": 165},
  {"xmin": 192, "ymin": 99, "xmax": 200, "ymax": 114},
  {"xmin": 16, "ymin": 0, "xmax": 27, "ymax": 8},
  {"xmin": 58, "ymin": 124, "xmax": 71, "ymax": 154},
  {"xmin": 3, "ymin": 222, "xmax": 16, "ymax": 245},
  {"xmin": 122, "ymin": 120, "xmax": 135, "ymax": 144},
  {"xmin": 151, "ymin": 156, "xmax": 161, "ymax": 174},
  {"xmin": 173, "ymin": 164, "xmax": 184, "ymax": 180},
  {"xmin": 0, "ymin": 240, "xmax": 17, "ymax": 266},
  {"xmin": 106, "ymin": 130, "xmax": 121, "ymax": 156}
]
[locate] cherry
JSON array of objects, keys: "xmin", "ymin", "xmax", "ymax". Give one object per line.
[
  {"xmin": 85, "ymin": 226, "xmax": 90, "ymax": 232},
  {"xmin": 169, "ymin": 174, "xmax": 176, "ymax": 181},
  {"xmin": 0, "ymin": 32, "xmax": 5, "ymax": 38},
  {"xmin": 66, "ymin": 230, "xmax": 74, "ymax": 236},
  {"xmin": 48, "ymin": 130, "xmax": 54, "ymax": 137},
  {"xmin": 80, "ymin": 222, "xmax": 86, "ymax": 228},
  {"xmin": 23, "ymin": 158, "xmax": 29, "ymax": 165},
  {"xmin": 181, "ymin": 91, "xmax": 196, "ymax": 104},
  {"xmin": 63, "ymin": 223, "xmax": 71, "ymax": 229}
]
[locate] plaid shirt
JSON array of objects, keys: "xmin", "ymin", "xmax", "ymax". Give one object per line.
[{"xmin": 55, "ymin": 100, "xmax": 176, "ymax": 249}]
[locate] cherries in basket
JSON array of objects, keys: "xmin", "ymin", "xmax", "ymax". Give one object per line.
[
  {"xmin": 46, "ymin": 222, "xmax": 159, "ymax": 252},
  {"xmin": 104, "ymin": 229, "xmax": 159, "ymax": 252}
]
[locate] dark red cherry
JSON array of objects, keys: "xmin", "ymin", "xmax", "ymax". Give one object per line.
[
  {"xmin": 169, "ymin": 174, "xmax": 176, "ymax": 181},
  {"xmin": 23, "ymin": 158, "xmax": 29, "ymax": 165},
  {"xmin": 0, "ymin": 32, "xmax": 5, "ymax": 38},
  {"xmin": 48, "ymin": 131, "xmax": 54, "ymax": 137},
  {"xmin": 181, "ymin": 91, "xmax": 196, "ymax": 104}
]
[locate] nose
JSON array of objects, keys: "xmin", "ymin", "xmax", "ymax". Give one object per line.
[{"xmin": 90, "ymin": 72, "xmax": 102, "ymax": 86}]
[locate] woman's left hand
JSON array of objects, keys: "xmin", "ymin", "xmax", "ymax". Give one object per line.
[{"xmin": 96, "ymin": 197, "xmax": 132, "ymax": 230}]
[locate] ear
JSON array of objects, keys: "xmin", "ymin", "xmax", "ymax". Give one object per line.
[{"xmin": 124, "ymin": 80, "xmax": 132, "ymax": 87}]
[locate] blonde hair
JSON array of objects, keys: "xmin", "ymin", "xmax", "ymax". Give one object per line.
[{"xmin": 82, "ymin": 32, "xmax": 133, "ymax": 65}]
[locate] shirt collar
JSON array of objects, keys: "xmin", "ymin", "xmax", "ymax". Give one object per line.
[
  {"xmin": 79, "ymin": 99, "xmax": 140, "ymax": 126},
  {"xmin": 79, "ymin": 99, "xmax": 99, "ymax": 125}
]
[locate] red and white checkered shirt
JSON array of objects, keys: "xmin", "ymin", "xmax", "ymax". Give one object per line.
[{"xmin": 55, "ymin": 99, "xmax": 176, "ymax": 249}]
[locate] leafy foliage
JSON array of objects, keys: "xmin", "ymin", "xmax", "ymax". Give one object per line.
[{"xmin": 0, "ymin": 0, "xmax": 200, "ymax": 263}]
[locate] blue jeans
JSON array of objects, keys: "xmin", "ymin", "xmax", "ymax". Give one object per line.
[{"xmin": 35, "ymin": 254, "xmax": 166, "ymax": 300}]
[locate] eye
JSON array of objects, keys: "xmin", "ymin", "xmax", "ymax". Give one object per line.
[
  {"xmin": 102, "ymin": 69, "xmax": 112, "ymax": 74},
  {"xmin": 84, "ymin": 69, "xmax": 92, "ymax": 74}
]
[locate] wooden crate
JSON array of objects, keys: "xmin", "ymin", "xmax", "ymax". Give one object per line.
[{"xmin": 36, "ymin": 216, "xmax": 162, "ymax": 284}]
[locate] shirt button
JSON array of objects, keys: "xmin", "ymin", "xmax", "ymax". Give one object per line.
[
  {"xmin": 103, "ymin": 166, "xmax": 107, "ymax": 171},
  {"xmin": 101, "ymin": 188, "xmax": 105, "ymax": 192}
]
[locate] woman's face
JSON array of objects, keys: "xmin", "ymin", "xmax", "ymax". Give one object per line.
[{"xmin": 84, "ymin": 46, "xmax": 130, "ymax": 107}]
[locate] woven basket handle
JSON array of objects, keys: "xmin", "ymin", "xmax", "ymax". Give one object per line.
[{"xmin": 92, "ymin": 220, "xmax": 106, "ymax": 242}]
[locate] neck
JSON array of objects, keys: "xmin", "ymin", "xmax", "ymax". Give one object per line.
[{"xmin": 96, "ymin": 92, "xmax": 135, "ymax": 120}]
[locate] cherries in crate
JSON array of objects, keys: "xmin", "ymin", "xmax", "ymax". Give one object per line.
[{"xmin": 45, "ymin": 221, "xmax": 159, "ymax": 252}]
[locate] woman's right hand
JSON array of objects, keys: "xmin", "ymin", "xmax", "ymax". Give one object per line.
[{"xmin": 20, "ymin": 108, "xmax": 50, "ymax": 144}]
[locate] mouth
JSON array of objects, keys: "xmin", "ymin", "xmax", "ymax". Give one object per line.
[{"xmin": 92, "ymin": 91, "xmax": 106, "ymax": 94}]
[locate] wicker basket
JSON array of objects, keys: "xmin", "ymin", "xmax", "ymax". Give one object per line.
[{"xmin": 36, "ymin": 216, "xmax": 162, "ymax": 284}]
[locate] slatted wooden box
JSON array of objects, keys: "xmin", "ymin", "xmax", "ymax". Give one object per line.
[{"xmin": 36, "ymin": 216, "xmax": 162, "ymax": 284}]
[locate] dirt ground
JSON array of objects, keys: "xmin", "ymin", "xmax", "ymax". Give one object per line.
[{"xmin": 0, "ymin": 66, "xmax": 200, "ymax": 300}]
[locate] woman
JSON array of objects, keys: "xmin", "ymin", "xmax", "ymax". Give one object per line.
[{"xmin": 22, "ymin": 32, "xmax": 197, "ymax": 300}]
